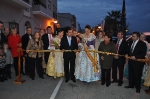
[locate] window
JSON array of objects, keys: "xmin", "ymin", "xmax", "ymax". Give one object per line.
[{"xmin": 48, "ymin": 0, "xmax": 51, "ymax": 9}]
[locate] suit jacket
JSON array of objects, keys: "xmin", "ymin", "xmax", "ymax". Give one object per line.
[
  {"xmin": 26, "ymin": 39, "xmax": 44, "ymax": 58},
  {"xmin": 128, "ymin": 40, "xmax": 147, "ymax": 65},
  {"xmin": 60, "ymin": 36, "xmax": 78, "ymax": 59},
  {"xmin": 115, "ymin": 39, "xmax": 129, "ymax": 64},
  {"xmin": 22, "ymin": 33, "xmax": 32, "ymax": 54},
  {"xmin": 0, "ymin": 31, "xmax": 6, "ymax": 45},
  {"xmin": 129, "ymin": 40, "xmax": 146, "ymax": 58},
  {"xmin": 42, "ymin": 34, "xmax": 55, "ymax": 50}
]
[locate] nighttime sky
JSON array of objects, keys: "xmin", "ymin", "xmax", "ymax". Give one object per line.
[{"xmin": 57, "ymin": 0, "xmax": 150, "ymax": 33}]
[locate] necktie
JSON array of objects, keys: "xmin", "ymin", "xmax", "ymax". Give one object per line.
[
  {"xmin": 69, "ymin": 37, "xmax": 71, "ymax": 46},
  {"xmin": 130, "ymin": 41, "xmax": 135, "ymax": 54},
  {"xmin": 116, "ymin": 40, "xmax": 120, "ymax": 52},
  {"xmin": 49, "ymin": 34, "xmax": 52, "ymax": 45}
]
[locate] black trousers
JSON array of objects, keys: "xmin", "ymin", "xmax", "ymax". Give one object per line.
[
  {"xmin": 101, "ymin": 69, "xmax": 111, "ymax": 85},
  {"xmin": 30, "ymin": 57, "xmax": 43, "ymax": 78},
  {"xmin": 25, "ymin": 56, "xmax": 30, "ymax": 75},
  {"xmin": 44, "ymin": 52, "xmax": 50, "ymax": 64},
  {"xmin": 128, "ymin": 60, "xmax": 144, "ymax": 90},
  {"xmin": 64, "ymin": 57, "xmax": 75, "ymax": 80},
  {"xmin": 5, "ymin": 64, "xmax": 11, "ymax": 78},
  {"xmin": 0, "ymin": 68, "xmax": 5, "ymax": 80},
  {"xmin": 112, "ymin": 59, "xmax": 124, "ymax": 84},
  {"xmin": 13, "ymin": 57, "xmax": 24, "ymax": 76}
]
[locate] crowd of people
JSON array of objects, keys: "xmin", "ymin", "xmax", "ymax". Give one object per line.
[{"xmin": 0, "ymin": 21, "xmax": 150, "ymax": 94}]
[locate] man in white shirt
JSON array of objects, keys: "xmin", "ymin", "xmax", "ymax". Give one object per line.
[
  {"xmin": 112, "ymin": 31, "xmax": 128, "ymax": 86},
  {"xmin": 42, "ymin": 26, "xmax": 54, "ymax": 64},
  {"xmin": 125, "ymin": 32, "xmax": 147, "ymax": 93}
]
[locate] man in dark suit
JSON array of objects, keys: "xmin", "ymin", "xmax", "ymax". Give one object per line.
[
  {"xmin": 125, "ymin": 32, "xmax": 147, "ymax": 93},
  {"xmin": 3, "ymin": 28, "xmax": 10, "ymax": 43},
  {"xmin": 60, "ymin": 27, "xmax": 78, "ymax": 83},
  {"xmin": 42, "ymin": 26, "xmax": 54, "ymax": 65},
  {"xmin": 112, "ymin": 31, "xmax": 128, "ymax": 86},
  {"xmin": 0, "ymin": 21, "xmax": 5, "ymax": 46},
  {"xmin": 22, "ymin": 27, "xmax": 32, "ymax": 75}
]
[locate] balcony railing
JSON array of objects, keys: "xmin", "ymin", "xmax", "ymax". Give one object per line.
[
  {"xmin": 22, "ymin": 0, "xmax": 29, "ymax": 4},
  {"xmin": 33, "ymin": 0, "xmax": 46, "ymax": 8}
]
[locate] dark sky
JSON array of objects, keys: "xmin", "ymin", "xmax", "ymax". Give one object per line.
[{"xmin": 57, "ymin": 0, "xmax": 150, "ymax": 33}]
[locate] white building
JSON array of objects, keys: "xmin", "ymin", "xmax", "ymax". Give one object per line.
[
  {"xmin": 0, "ymin": 0, "xmax": 57, "ymax": 36},
  {"xmin": 58, "ymin": 13, "xmax": 76, "ymax": 30}
]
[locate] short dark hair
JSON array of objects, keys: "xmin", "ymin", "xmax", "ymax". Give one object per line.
[
  {"xmin": 117, "ymin": 31, "xmax": 124, "ymax": 35},
  {"xmin": 85, "ymin": 24, "xmax": 91, "ymax": 30},
  {"xmin": 0, "ymin": 21, "xmax": 3, "ymax": 24},
  {"xmin": 47, "ymin": 26, "xmax": 52, "ymax": 30},
  {"xmin": 26, "ymin": 27, "xmax": 31, "ymax": 30},
  {"xmin": 105, "ymin": 33, "xmax": 112, "ymax": 40},
  {"xmin": 66, "ymin": 26, "xmax": 72, "ymax": 33},
  {"xmin": 132, "ymin": 31, "xmax": 140, "ymax": 37}
]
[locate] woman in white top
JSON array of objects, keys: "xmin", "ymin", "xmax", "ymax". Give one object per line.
[{"xmin": 95, "ymin": 31, "xmax": 104, "ymax": 50}]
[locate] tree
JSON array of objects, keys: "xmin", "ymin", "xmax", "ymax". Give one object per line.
[{"xmin": 104, "ymin": 10, "xmax": 122, "ymax": 36}]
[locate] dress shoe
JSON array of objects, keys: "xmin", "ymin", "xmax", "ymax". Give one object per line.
[
  {"xmin": 65, "ymin": 79, "xmax": 69, "ymax": 83},
  {"xmin": 8, "ymin": 75, "xmax": 12, "ymax": 79},
  {"xmin": 124, "ymin": 86, "xmax": 134, "ymax": 89},
  {"xmin": 4, "ymin": 77, "xmax": 8, "ymax": 80},
  {"xmin": 101, "ymin": 82, "xmax": 105, "ymax": 85},
  {"xmin": 71, "ymin": 79, "xmax": 76, "ymax": 83},
  {"xmin": 39, "ymin": 76, "xmax": 44, "ymax": 79},
  {"xmin": 136, "ymin": 89, "xmax": 140, "ymax": 93},
  {"xmin": 21, "ymin": 72, "xmax": 26, "ymax": 75},
  {"xmin": 118, "ymin": 83, "xmax": 122, "ymax": 86},
  {"xmin": 106, "ymin": 84, "xmax": 110, "ymax": 87},
  {"xmin": 111, "ymin": 80, "xmax": 118, "ymax": 83},
  {"xmin": 32, "ymin": 78, "xmax": 35, "ymax": 80}
]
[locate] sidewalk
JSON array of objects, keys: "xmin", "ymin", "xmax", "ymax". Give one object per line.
[
  {"xmin": 56, "ymin": 78, "xmax": 150, "ymax": 99},
  {"xmin": 0, "ymin": 68, "xmax": 60, "ymax": 99}
]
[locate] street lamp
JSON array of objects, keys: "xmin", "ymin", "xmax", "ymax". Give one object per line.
[
  {"xmin": 98, "ymin": 26, "xmax": 101, "ymax": 29},
  {"xmin": 54, "ymin": 20, "xmax": 58, "ymax": 24}
]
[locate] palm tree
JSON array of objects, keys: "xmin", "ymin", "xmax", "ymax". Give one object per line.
[{"xmin": 104, "ymin": 10, "xmax": 122, "ymax": 36}]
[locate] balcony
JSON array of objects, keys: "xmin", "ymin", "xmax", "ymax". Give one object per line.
[
  {"xmin": 32, "ymin": 4, "xmax": 53, "ymax": 19},
  {"xmin": 2, "ymin": 0, "xmax": 31, "ymax": 8}
]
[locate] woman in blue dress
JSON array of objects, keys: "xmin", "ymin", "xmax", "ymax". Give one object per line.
[{"xmin": 75, "ymin": 25, "xmax": 101, "ymax": 83}]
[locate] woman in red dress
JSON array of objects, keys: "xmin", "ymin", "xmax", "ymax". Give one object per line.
[{"xmin": 8, "ymin": 27, "xmax": 25, "ymax": 76}]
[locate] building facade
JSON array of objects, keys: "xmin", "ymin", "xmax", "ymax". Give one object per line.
[
  {"xmin": 57, "ymin": 13, "xmax": 76, "ymax": 30},
  {"xmin": 0, "ymin": 0, "xmax": 57, "ymax": 36}
]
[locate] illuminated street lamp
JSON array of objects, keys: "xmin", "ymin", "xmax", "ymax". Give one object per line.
[
  {"xmin": 98, "ymin": 26, "xmax": 101, "ymax": 29},
  {"xmin": 54, "ymin": 20, "xmax": 58, "ymax": 24}
]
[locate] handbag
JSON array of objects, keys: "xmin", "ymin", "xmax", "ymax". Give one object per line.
[{"xmin": 42, "ymin": 59, "xmax": 47, "ymax": 68}]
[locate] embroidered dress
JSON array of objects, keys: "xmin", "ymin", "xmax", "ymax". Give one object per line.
[
  {"xmin": 46, "ymin": 37, "xmax": 64, "ymax": 78},
  {"xmin": 75, "ymin": 33, "xmax": 101, "ymax": 82},
  {"xmin": 144, "ymin": 52, "xmax": 150, "ymax": 87}
]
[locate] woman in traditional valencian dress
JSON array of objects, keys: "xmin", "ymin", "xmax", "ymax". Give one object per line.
[
  {"xmin": 46, "ymin": 29, "xmax": 64, "ymax": 78},
  {"xmin": 144, "ymin": 52, "xmax": 150, "ymax": 95},
  {"xmin": 75, "ymin": 25, "xmax": 101, "ymax": 83}
]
